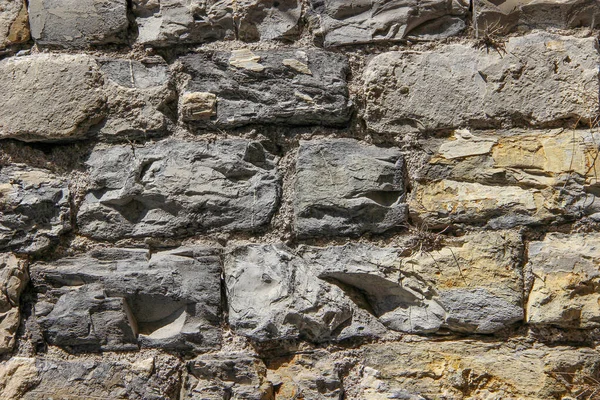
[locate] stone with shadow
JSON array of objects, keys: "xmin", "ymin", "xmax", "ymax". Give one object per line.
[{"xmin": 29, "ymin": 246, "xmax": 222, "ymax": 352}]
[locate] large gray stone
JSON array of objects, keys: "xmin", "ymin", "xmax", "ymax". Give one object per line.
[
  {"xmin": 364, "ymin": 33, "xmax": 599, "ymax": 134},
  {"xmin": 475, "ymin": 0, "xmax": 600, "ymax": 34},
  {"xmin": 0, "ymin": 54, "xmax": 106, "ymax": 141},
  {"xmin": 0, "ymin": 0, "xmax": 30, "ymax": 52},
  {"xmin": 77, "ymin": 139, "xmax": 280, "ymax": 240},
  {"xmin": 133, "ymin": 0, "xmax": 301, "ymax": 46},
  {"xmin": 178, "ymin": 49, "xmax": 351, "ymax": 129},
  {"xmin": 97, "ymin": 58, "xmax": 176, "ymax": 140},
  {"xmin": 224, "ymin": 243, "xmax": 387, "ymax": 343},
  {"xmin": 0, "ymin": 165, "xmax": 71, "ymax": 253},
  {"xmin": 0, "ymin": 254, "xmax": 28, "ymax": 353},
  {"xmin": 310, "ymin": 0, "xmax": 468, "ymax": 47},
  {"xmin": 294, "ymin": 139, "xmax": 408, "ymax": 238},
  {"xmin": 31, "ymin": 247, "xmax": 222, "ymax": 352},
  {"xmin": 28, "ymin": 0, "xmax": 129, "ymax": 47}
]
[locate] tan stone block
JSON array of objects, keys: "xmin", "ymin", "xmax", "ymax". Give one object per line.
[{"xmin": 180, "ymin": 92, "xmax": 217, "ymax": 121}]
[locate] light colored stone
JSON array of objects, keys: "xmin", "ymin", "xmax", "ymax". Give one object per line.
[
  {"xmin": 282, "ymin": 57, "xmax": 311, "ymax": 75},
  {"xmin": 438, "ymin": 130, "xmax": 497, "ymax": 159},
  {"xmin": 0, "ymin": 254, "xmax": 28, "ymax": 353},
  {"xmin": 229, "ymin": 48, "xmax": 265, "ymax": 72},
  {"xmin": 0, "ymin": 54, "xmax": 106, "ymax": 141},
  {"xmin": 527, "ymin": 233, "xmax": 600, "ymax": 328},
  {"xmin": 365, "ymin": 33, "xmax": 599, "ymax": 133},
  {"xmin": 28, "ymin": 0, "xmax": 129, "ymax": 47},
  {"xmin": 0, "ymin": 0, "xmax": 29, "ymax": 51},
  {"xmin": 0, "ymin": 358, "xmax": 38, "ymax": 400},
  {"xmin": 310, "ymin": 0, "xmax": 468, "ymax": 47},
  {"xmin": 180, "ymin": 92, "xmax": 217, "ymax": 121}
]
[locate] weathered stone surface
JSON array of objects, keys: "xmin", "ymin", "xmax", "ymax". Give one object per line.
[
  {"xmin": 28, "ymin": 0, "xmax": 129, "ymax": 47},
  {"xmin": 225, "ymin": 243, "xmax": 387, "ymax": 343},
  {"xmin": 133, "ymin": 0, "xmax": 301, "ymax": 46},
  {"xmin": 310, "ymin": 0, "xmax": 468, "ymax": 47},
  {"xmin": 300, "ymin": 230, "xmax": 524, "ymax": 334},
  {"xmin": 365, "ymin": 33, "xmax": 599, "ymax": 133},
  {"xmin": 294, "ymin": 139, "xmax": 408, "ymax": 238},
  {"xmin": 0, "ymin": 54, "xmax": 106, "ymax": 141},
  {"xmin": 475, "ymin": 0, "xmax": 600, "ymax": 34},
  {"xmin": 0, "ymin": 0, "xmax": 29, "ymax": 51},
  {"xmin": 0, "ymin": 165, "xmax": 70, "ymax": 253},
  {"xmin": 0, "ymin": 355, "xmax": 181, "ymax": 400},
  {"xmin": 0, "ymin": 254, "xmax": 27, "ymax": 353},
  {"xmin": 179, "ymin": 49, "xmax": 351, "ymax": 129},
  {"xmin": 350, "ymin": 340, "xmax": 600, "ymax": 399},
  {"xmin": 526, "ymin": 233, "xmax": 600, "ymax": 328},
  {"xmin": 31, "ymin": 247, "xmax": 222, "ymax": 352},
  {"xmin": 267, "ymin": 351, "xmax": 343, "ymax": 399},
  {"xmin": 411, "ymin": 129, "xmax": 600, "ymax": 228},
  {"xmin": 97, "ymin": 58, "xmax": 176, "ymax": 140},
  {"xmin": 185, "ymin": 353, "xmax": 273, "ymax": 399},
  {"xmin": 77, "ymin": 139, "xmax": 280, "ymax": 240}
]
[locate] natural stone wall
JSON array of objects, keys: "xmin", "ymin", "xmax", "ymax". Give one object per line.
[{"xmin": 1, "ymin": 1, "xmax": 600, "ymax": 399}]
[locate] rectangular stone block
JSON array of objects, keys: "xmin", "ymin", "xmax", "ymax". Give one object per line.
[
  {"xmin": 31, "ymin": 247, "xmax": 222, "ymax": 352},
  {"xmin": 364, "ymin": 33, "xmax": 599, "ymax": 133},
  {"xmin": 294, "ymin": 139, "xmax": 408, "ymax": 238},
  {"xmin": 28, "ymin": 0, "xmax": 130, "ymax": 47},
  {"xmin": 179, "ymin": 49, "xmax": 351, "ymax": 129},
  {"xmin": 527, "ymin": 233, "xmax": 600, "ymax": 329},
  {"xmin": 310, "ymin": 0, "xmax": 468, "ymax": 47},
  {"xmin": 77, "ymin": 139, "xmax": 280, "ymax": 240}
]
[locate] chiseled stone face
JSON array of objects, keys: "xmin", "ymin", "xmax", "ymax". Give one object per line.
[
  {"xmin": 0, "ymin": 0, "xmax": 30, "ymax": 51},
  {"xmin": 179, "ymin": 49, "xmax": 351, "ymax": 129},
  {"xmin": 77, "ymin": 139, "xmax": 280, "ymax": 240},
  {"xmin": 364, "ymin": 32, "xmax": 599, "ymax": 134},
  {"xmin": 0, "ymin": 54, "xmax": 106, "ymax": 141},
  {"xmin": 0, "ymin": 254, "xmax": 28, "ymax": 354},
  {"xmin": 28, "ymin": 0, "xmax": 129, "ymax": 47},
  {"xmin": 294, "ymin": 139, "xmax": 408, "ymax": 238},
  {"xmin": 31, "ymin": 247, "xmax": 222, "ymax": 352},
  {"xmin": 0, "ymin": 165, "xmax": 71, "ymax": 253},
  {"xmin": 526, "ymin": 233, "xmax": 600, "ymax": 328},
  {"xmin": 310, "ymin": 0, "xmax": 468, "ymax": 47}
]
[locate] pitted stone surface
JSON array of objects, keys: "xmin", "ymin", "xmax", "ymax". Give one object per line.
[
  {"xmin": 0, "ymin": 54, "xmax": 106, "ymax": 141},
  {"xmin": 28, "ymin": 0, "xmax": 129, "ymax": 47},
  {"xmin": 0, "ymin": 165, "xmax": 70, "ymax": 253},
  {"xmin": 31, "ymin": 247, "xmax": 222, "ymax": 352},
  {"xmin": 294, "ymin": 139, "xmax": 408, "ymax": 238},
  {"xmin": 364, "ymin": 33, "xmax": 600, "ymax": 133},
  {"xmin": 179, "ymin": 49, "xmax": 351, "ymax": 129},
  {"xmin": 77, "ymin": 139, "xmax": 280, "ymax": 240},
  {"xmin": 310, "ymin": 0, "xmax": 468, "ymax": 47}
]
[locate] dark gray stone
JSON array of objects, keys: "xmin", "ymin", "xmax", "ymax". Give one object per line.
[
  {"xmin": 77, "ymin": 139, "xmax": 280, "ymax": 240},
  {"xmin": 31, "ymin": 247, "xmax": 222, "ymax": 352},
  {"xmin": 294, "ymin": 139, "xmax": 408, "ymax": 238},
  {"xmin": 0, "ymin": 165, "xmax": 70, "ymax": 253},
  {"xmin": 178, "ymin": 49, "xmax": 351, "ymax": 129},
  {"xmin": 28, "ymin": 0, "xmax": 130, "ymax": 47}
]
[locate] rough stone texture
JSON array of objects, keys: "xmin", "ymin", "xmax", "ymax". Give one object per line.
[
  {"xmin": 77, "ymin": 139, "xmax": 280, "ymax": 240},
  {"xmin": 225, "ymin": 243, "xmax": 387, "ymax": 343},
  {"xmin": 364, "ymin": 32, "xmax": 599, "ymax": 133},
  {"xmin": 526, "ymin": 233, "xmax": 600, "ymax": 329},
  {"xmin": 294, "ymin": 139, "xmax": 408, "ymax": 238},
  {"xmin": 310, "ymin": 0, "xmax": 468, "ymax": 47},
  {"xmin": 0, "ymin": 254, "xmax": 28, "ymax": 353},
  {"xmin": 28, "ymin": 0, "xmax": 129, "ymax": 47},
  {"xmin": 300, "ymin": 230, "xmax": 524, "ymax": 334},
  {"xmin": 351, "ymin": 340, "xmax": 600, "ymax": 399},
  {"xmin": 0, "ymin": 355, "xmax": 181, "ymax": 399},
  {"xmin": 179, "ymin": 49, "xmax": 351, "ymax": 129},
  {"xmin": 410, "ymin": 129, "xmax": 600, "ymax": 229},
  {"xmin": 30, "ymin": 247, "xmax": 222, "ymax": 352},
  {"xmin": 97, "ymin": 58, "xmax": 176, "ymax": 140},
  {"xmin": 0, "ymin": 0, "xmax": 30, "ymax": 51},
  {"xmin": 184, "ymin": 353, "xmax": 274, "ymax": 399},
  {"xmin": 475, "ymin": 0, "xmax": 600, "ymax": 34},
  {"xmin": 0, "ymin": 165, "xmax": 71, "ymax": 253},
  {"xmin": 133, "ymin": 0, "xmax": 301, "ymax": 46},
  {"xmin": 0, "ymin": 54, "xmax": 106, "ymax": 141}
]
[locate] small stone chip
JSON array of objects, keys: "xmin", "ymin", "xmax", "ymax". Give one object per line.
[
  {"xmin": 282, "ymin": 58, "xmax": 311, "ymax": 75},
  {"xmin": 180, "ymin": 92, "xmax": 217, "ymax": 121},
  {"xmin": 229, "ymin": 49, "xmax": 265, "ymax": 72}
]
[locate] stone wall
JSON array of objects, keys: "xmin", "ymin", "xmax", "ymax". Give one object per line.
[{"xmin": 1, "ymin": 1, "xmax": 600, "ymax": 399}]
